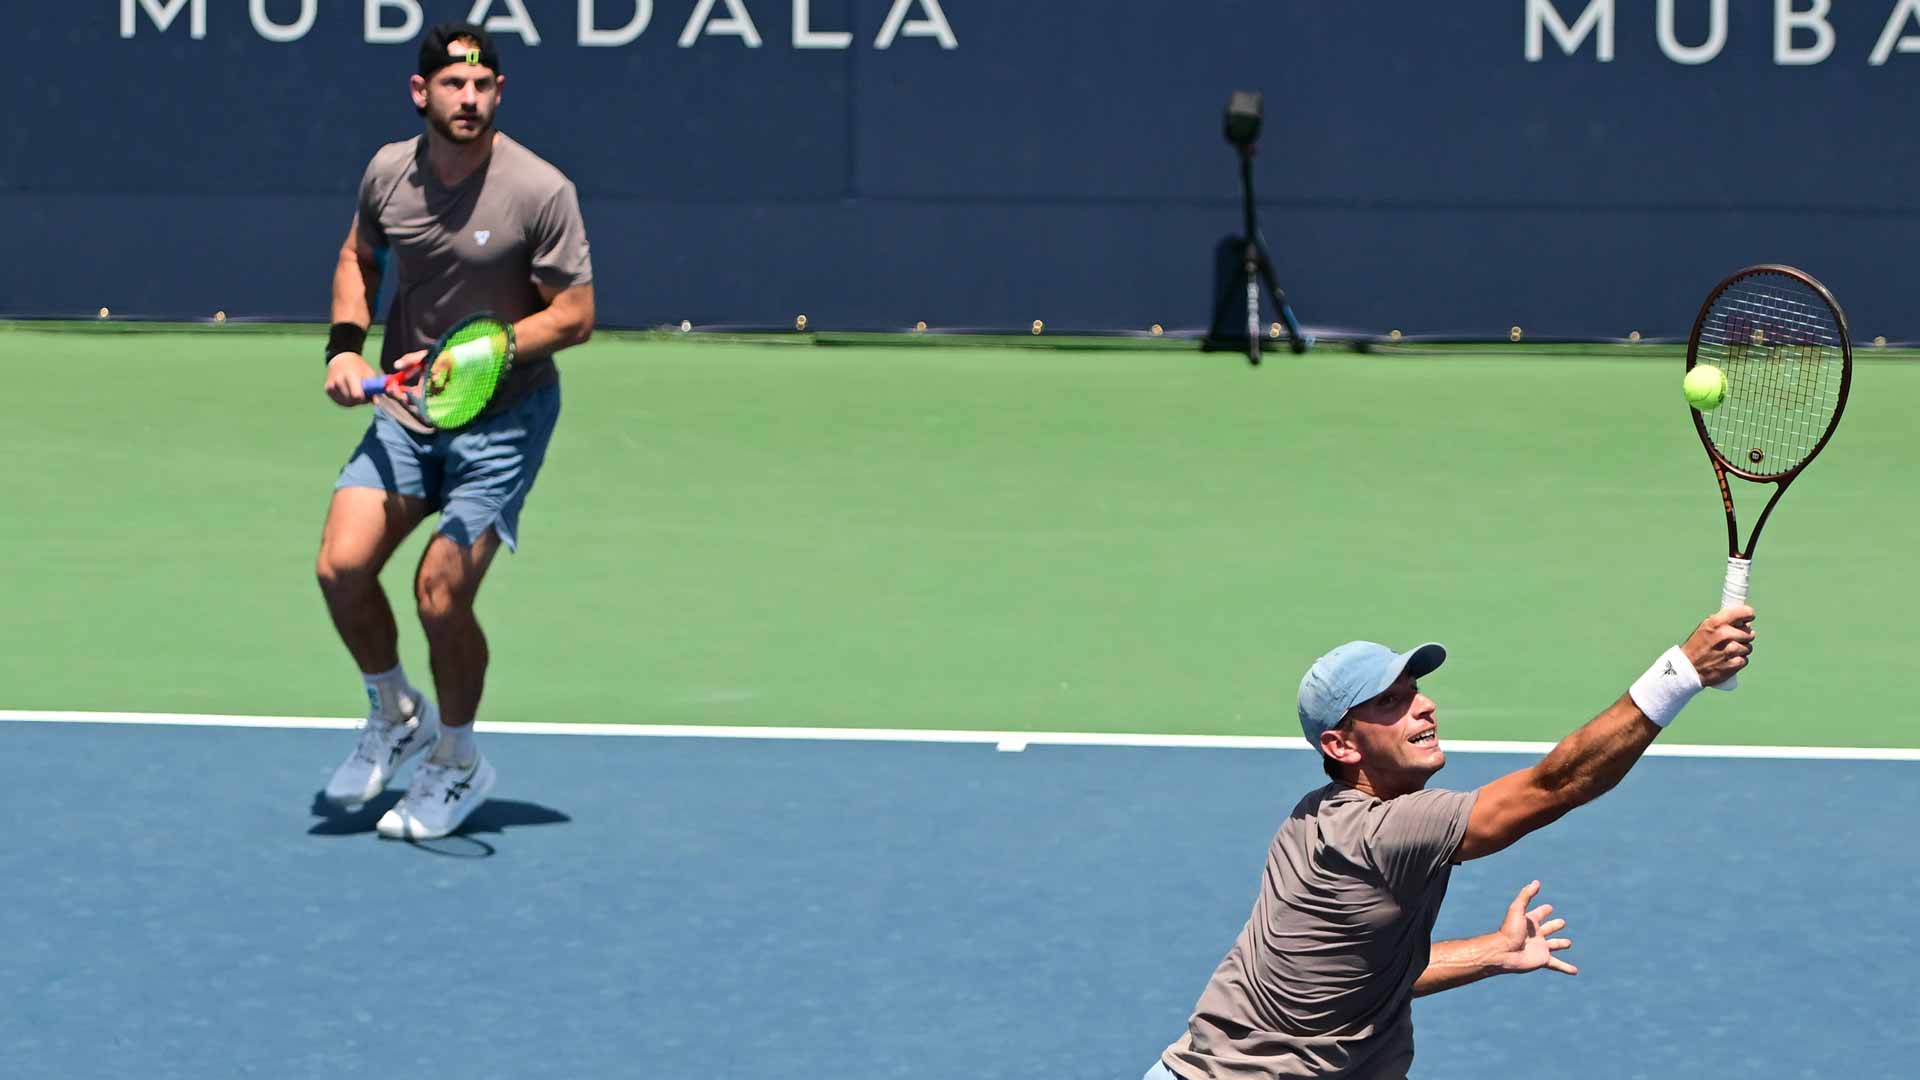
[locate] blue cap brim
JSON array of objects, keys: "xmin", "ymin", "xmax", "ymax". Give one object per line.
[{"xmin": 1359, "ymin": 642, "xmax": 1447, "ymax": 707}]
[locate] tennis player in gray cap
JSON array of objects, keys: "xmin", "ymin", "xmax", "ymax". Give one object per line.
[{"xmin": 1146, "ymin": 604, "xmax": 1755, "ymax": 1079}]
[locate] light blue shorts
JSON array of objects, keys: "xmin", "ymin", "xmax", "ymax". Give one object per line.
[{"xmin": 334, "ymin": 383, "xmax": 561, "ymax": 552}]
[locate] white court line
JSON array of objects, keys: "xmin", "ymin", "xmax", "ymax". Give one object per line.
[{"xmin": 2, "ymin": 709, "xmax": 1918, "ymax": 761}]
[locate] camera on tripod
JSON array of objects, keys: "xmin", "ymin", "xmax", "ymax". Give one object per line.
[
  {"xmin": 1223, "ymin": 90, "xmax": 1262, "ymax": 150},
  {"xmin": 1201, "ymin": 89, "xmax": 1311, "ymax": 363}
]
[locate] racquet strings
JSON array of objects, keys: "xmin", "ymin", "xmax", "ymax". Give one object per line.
[
  {"xmin": 1694, "ymin": 274, "xmax": 1844, "ymax": 477},
  {"xmin": 425, "ymin": 317, "xmax": 511, "ymax": 429}
]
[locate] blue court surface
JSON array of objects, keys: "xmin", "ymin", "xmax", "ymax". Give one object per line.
[{"xmin": 2, "ymin": 719, "xmax": 1915, "ymax": 1080}]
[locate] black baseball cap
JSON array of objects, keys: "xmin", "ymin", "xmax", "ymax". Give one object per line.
[{"xmin": 418, "ymin": 22, "xmax": 500, "ymax": 77}]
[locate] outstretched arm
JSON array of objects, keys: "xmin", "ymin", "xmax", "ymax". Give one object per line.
[
  {"xmin": 1454, "ymin": 606, "xmax": 1754, "ymax": 862},
  {"xmin": 1413, "ymin": 880, "xmax": 1575, "ymax": 997}
]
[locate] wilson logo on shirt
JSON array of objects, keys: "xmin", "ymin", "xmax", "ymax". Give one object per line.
[{"xmin": 473, "ymin": 230, "xmax": 492, "ymax": 246}]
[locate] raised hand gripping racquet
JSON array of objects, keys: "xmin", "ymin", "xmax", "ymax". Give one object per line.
[
  {"xmin": 361, "ymin": 313, "xmax": 514, "ymax": 431},
  {"xmin": 1684, "ymin": 265, "xmax": 1851, "ymax": 690}
]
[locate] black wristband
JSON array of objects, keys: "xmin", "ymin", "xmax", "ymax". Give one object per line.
[{"xmin": 325, "ymin": 322, "xmax": 368, "ymax": 364}]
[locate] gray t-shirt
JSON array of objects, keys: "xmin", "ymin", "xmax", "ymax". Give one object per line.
[
  {"xmin": 1163, "ymin": 783, "xmax": 1478, "ymax": 1080},
  {"xmin": 354, "ymin": 131, "xmax": 592, "ymax": 417}
]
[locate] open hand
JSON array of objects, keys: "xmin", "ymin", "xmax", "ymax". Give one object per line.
[{"xmin": 1492, "ymin": 880, "xmax": 1576, "ymax": 976}]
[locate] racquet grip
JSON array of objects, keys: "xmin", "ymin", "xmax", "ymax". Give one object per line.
[
  {"xmin": 1713, "ymin": 556, "xmax": 1752, "ymax": 692},
  {"xmin": 360, "ymin": 376, "xmax": 389, "ymax": 397}
]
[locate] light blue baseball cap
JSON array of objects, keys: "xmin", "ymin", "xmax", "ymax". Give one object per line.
[{"xmin": 1297, "ymin": 640, "xmax": 1447, "ymax": 743}]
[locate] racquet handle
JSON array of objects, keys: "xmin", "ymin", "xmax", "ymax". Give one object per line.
[
  {"xmin": 1713, "ymin": 556, "xmax": 1752, "ymax": 692},
  {"xmin": 360, "ymin": 375, "xmax": 391, "ymax": 397}
]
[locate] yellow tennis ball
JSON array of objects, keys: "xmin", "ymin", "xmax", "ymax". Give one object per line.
[{"xmin": 1683, "ymin": 364, "xmax": 1727, "ymax": 411}]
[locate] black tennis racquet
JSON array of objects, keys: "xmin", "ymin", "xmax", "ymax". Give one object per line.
[{"xmin": 1683, "ymin": 264, "xmax": 1852, "ymax": 690}]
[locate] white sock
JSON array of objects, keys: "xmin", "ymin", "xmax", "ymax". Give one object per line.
[
  {"xmin": 362, "ymin": 664, "xmax": 413, "ymax": 724},
  {"xmin": 431, "ymin": 723, "xmax": 476, "ymax": 766}
]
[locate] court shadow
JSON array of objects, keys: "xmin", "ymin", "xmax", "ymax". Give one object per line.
[
  {"xmin": 308, "ymin": 790, "xmax": 402, "ymax": 835},
  {"xmin": 308, "ymin": 791, "xmax": 572, "ymax": 849}
]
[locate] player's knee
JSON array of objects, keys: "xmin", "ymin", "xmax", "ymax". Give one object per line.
[
  {"xmin": 315, "ymin": 550, "xmax": 375, "ymax": 597},
  {"xmin": 414, "ymin": 578, "xmax": 470, "ymax": 628}
]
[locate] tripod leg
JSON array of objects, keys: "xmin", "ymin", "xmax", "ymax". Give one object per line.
[
  {"xmin": 1243, "ymin": 242, "xmax": 1262, "ymax": 366},
  {"xmin": 1254, "ymin": 243, "xmax": 1311, "ymax": 354}
]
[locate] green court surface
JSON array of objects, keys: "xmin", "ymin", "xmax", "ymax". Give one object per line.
[{"xmin": 2, "ymin": 325, "xmax": 1913, "ymax": 747}]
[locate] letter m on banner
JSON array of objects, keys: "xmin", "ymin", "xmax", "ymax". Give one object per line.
[
  {"xmin": 121, "ymin": 0, "xmax": 206, "ymax": 38},
  {"xmin": 1526, "ymin": 0, "xmax": 1614, "ymax": 61}
]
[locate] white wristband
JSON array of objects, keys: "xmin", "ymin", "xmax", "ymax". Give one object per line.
[{"xmin": 1628, "ymin": 646, "xmax": 1703, "ymax": 728}]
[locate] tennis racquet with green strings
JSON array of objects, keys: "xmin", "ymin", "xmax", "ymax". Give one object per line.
[
  {"xmin": 362, "ymin": 313, "xmax": 514, "ymax": 431},
  {"xmin": 1684, "ymin": 264, "xmax": 1852, "ymax": 691}
]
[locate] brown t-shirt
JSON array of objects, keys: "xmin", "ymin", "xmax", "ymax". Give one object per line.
[
  {"xmin": 1163, "ymin": 784, "xmax": 1478, "ymax": 1080},
  {"xmin": 353, "ymin": 131, "xmax": 592, "ymax": 418}
]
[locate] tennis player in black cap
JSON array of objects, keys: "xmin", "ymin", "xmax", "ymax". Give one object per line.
[{"xmin": 316, "ymin": 21, "xmax": 596, "ymax": 840}]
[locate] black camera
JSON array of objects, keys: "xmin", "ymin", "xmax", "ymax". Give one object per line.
[{"xmin": 1223, "ymin": 90, "xmax": 1262, "ymax": 148}]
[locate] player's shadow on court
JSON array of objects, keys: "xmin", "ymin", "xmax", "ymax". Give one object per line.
[{"xmin": 307, "ymin": 791, "xmax": 571, "ymax": 857}]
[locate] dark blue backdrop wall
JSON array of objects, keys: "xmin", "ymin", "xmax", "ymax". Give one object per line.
[{"xmin": 8, "ymin": 2, "xmax": 1920, "ymax": 337}]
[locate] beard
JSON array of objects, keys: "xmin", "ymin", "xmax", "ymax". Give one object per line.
[{"xmin": 427, "ymin": 104, "xmax": 493, "ymax": 144}]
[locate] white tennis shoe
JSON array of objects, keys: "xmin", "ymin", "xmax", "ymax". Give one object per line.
[
  {"xmin": 323, "ymin": 693, "xmax": 440, "ymax": 809},
  {"xmin": 376, "ymin": 753, "xmax": 496, "ymax": 841}
]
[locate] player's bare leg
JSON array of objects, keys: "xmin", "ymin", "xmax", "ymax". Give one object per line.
[
  {"xmin": 376, "ymin": 527, "xmax": 502, "ymax": 840},
  {"xmin": 414, "ymin": 527, "xmax": 502, "ymax": 735},
  {"xmin": 317, "ymin": 486, "xmax": 437, "ymax": 808},
  {"xmin": 316, "ymin": 486, "xmax": 427, "ymax": 672}
]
